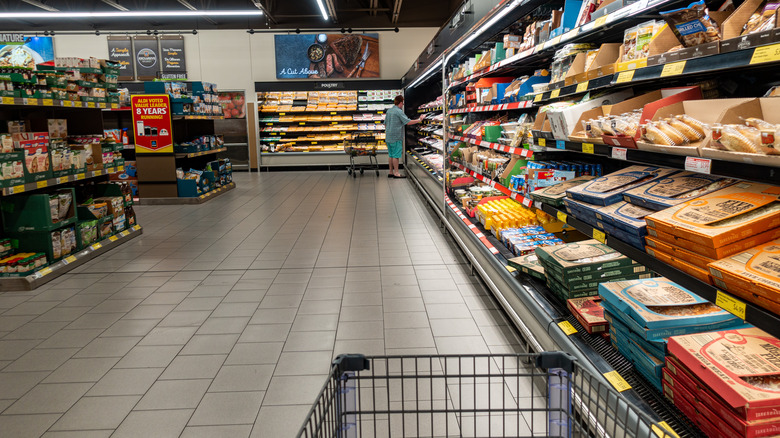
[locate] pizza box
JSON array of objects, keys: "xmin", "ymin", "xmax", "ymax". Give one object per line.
[
  {"xmin": 645, "ymin": 246, "xmax": 713, "ymax": 284},
  {"xmin": 550, "ymin": 263, "xmax": 649, "ymax": 287},
  {"xmin": 534, "ymin": 239, "xmax": 637, "ymax": 277},
  {"xmin": 598, "ymin": 278, "xmax": 742, "ymax": 340},
  {"xmin": 711, "ymin": 277, "xmax": 780, "ymax": 316},
  {"xmin": 668, "ymin": 327, "xmax": 780, "ymax": 420},
  {"xmin": 596, "ymin": 201, "xmax": 653, "ymax": 237},
  {"xmin": 531, "ymin": 175, "xmax": 596, "ymax": 207},
  {"xmin": 662, "ymin": 372, "xmax": 743, "ymax": 438},
  {"xmin": 629, "ymin": 337, "xmax": 664, "ymax": 391},
  {"xmin": 709, "ymin": 239, "xmax": 780, "ymax": 306},
  {"xmin": 507, "ymin": 253, "xmax": 546, "ymax": 280},
  {"xmin": 546, "ymin": 273, "xmax": 599, "ymax": 299},
  {"xmin": 605, "ymin": 311, "xmax": 631, "ymax": 357},
  {"xmin": 644, "ymin": 235, "xmax": 717, "ymax": 270},
  {"xmin": 566, "ymin": 166, "xmax": 678, "ymax": 206},
  {"xmin": 629, "ymin": 329, "xmax": 665, "ymax": 361},
  {"xmin": 567, "ymin": 296, "xmax": 608, "ymax": 334},
  {"xmin": 563, "ymin": 197, "xmax": 605, "ymax": 228},
  {"xmin": 644, "ymin": 182, "xmax": 780, "ymax": 249},
  {"xmin": 647, "ymin": 225, "xmax": 780, "ymax": 260},
  {"xmin": 622, "ymin": 172, "xmax": 738, "ymax": 212}
]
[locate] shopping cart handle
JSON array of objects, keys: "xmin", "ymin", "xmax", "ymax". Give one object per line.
[
  {"xmin": 332, "ymin": 354, "xmax": 371, "ymax": 372},
  {"xmin": 536, "ymin": 351, "xmax": 576, "ymax": 373}
]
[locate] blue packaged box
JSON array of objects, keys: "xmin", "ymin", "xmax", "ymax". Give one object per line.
[
  {"xmin": 598, "ymin": 278, "xmax": 743, "ymax": 341},
  {"xmin": 629, "ymin": 337, "xmax": 664, "ymax": 391},
  {"xmin": 566, "ymin": 166, "xmax": 678, "ymax": 206},
  {"xmin": 622, "ymin": 171, "xmax": 737, "ymax": 211},
  {"xmin": 595, "ymin": 201, "xmax": 653, "ymax": 237}
]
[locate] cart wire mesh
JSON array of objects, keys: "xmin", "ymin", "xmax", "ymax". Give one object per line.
[{"xmin": 297, "ymin": 352, "xmax": 679, "ymax": 438}]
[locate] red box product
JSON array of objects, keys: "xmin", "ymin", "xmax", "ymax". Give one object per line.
[{"xmin": 567, "ymin": 297, "xmax": 608, "ymax": 334}]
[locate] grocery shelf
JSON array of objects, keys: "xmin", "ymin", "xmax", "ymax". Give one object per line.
[
  {"xmin": 0, "ymin": 225, "xmax": 143, "ymax": 292},
  {"xmin": 449, "ymin": 100, "xmax": 535, "ymax": 114},
  {"xmin": 407, "ymin": 151, "xmax": 443, "ymax": 182},
  {"xmin": 260, "ymin": 109, "xmax": 386, "ymax": 114},
  {"xmin": 0, "ymin": 96, "xmax": 119, "ymax": 109},
  {"xmin": 1, "ymin": 165, "xmax": 125, "ymax": 196},
  {"xmin": 174, "ymin": 147, "xmax": 227, "ymax": 158},
  {"xmin": 450, "ymin": 134, "xmax": 535, "ymax": 158},
  {"xmin": 136, "ymin": 182, "xmax": 235, "ymax": 205},
  {"xmin": 261, "ymin": 128, "xmax": 380, "ymax": 134},
  {"xmin": 417, "ymin": 106, "xmax": 443, "ymax": 113},
  {"xmin": 533, "ymin": 138, "xmax": 780, "ymax": 185},
  {"xmin": 261, "ymin": 120, "xmax": 384, "ymax": 126},
  {"xmin": 171, "ymin": 115, "xmax": 224, "ymax": 120},
  {"xmin": 450, "ymin": 161, "xmax": 534, "ymax": 207},
  {"xmin": 537, "ymin": 201, "xmax": 780, "ymax": 341},
  {"xmin": 261, "ymin": 150, "xmax": 388, "ymax": 156}
]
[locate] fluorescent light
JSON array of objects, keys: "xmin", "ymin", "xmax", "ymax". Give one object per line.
[
  {"xmin": 0, "ymin": 10, "xmax": 265, "ymax": 19},
  {"xmin": 445, "ymin": 0, "xmax": 521, "ymax": 64},
  {"xmin": 315, "ymin": 0, "xmax": 329, "ymax": 20},
  {"xmin": 407, "ymin": 58, "xmax": 443, "ymax": 89}
]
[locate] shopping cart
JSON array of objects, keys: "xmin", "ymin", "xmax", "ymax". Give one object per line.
[
  {"xmin": 297, "ymin": 352, "xmax": 679, "ymax": 438},
  {"xmin": 344, "ymin": 133, "xmax": 380, "ymax": 178}
]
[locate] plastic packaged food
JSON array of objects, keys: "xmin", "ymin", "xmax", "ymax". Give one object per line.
[
  {"xmin": 711, "ymin": 124, "xmax": 763, "ymax": 154},
  {"xmin": 667, "ymin": 117, "xmax": 704, "ymax": 142},
  {"xmin": 660, "ymin": 0, "xmax": 721, "ymax": 47}
]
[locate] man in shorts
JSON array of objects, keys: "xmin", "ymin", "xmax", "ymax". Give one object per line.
[{"xmin": 384, "ymin": 95, "xmax": 421, "ymax": 178}]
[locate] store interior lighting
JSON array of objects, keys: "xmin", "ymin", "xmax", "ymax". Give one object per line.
[
  {"xmin": 0, "ymin": 10, "xmax": 265, "ymax": 19},
  {"xmin": 315, "ymin": 0, "xmax": 330, "ymax": 20}
]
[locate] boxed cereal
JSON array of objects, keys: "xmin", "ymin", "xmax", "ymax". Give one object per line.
[
  {"xmin": 531, "ymin": 175, "xmax": 596, "ymax": 207},
  {"xmin": 598, "ymin": 278, "xmax": 743, "ymax": 340},
  {"xmin": 566, "ymin": 166, "xmax": 678, "ymax": 206},
  {"xmin": 644, "ymin": 182, "xmax": 780, "ymax": 249},
  {"xmin": 622, "ymin": 171, "xmax": 737, "ymax": 211},
  {"xmin": 567, "ymin": 296, "xmax": 608, "ymax": 334},
  {"xmin": 708, "ymin": 239, "xmax": 780, "ymax": 307}
]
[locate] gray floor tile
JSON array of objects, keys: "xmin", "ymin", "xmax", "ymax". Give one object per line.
[
  {"xmin": 249, "ymin": 308, "xmax": 297, "ymax": 324},
  {"xmin": 112, "ymin": 409, "xmax": 194, "ymax": 438},
  {"xmin": 209, "ymin": 364, "xmax": 274, "ymax": 392},
  {"xmin": 0, "ymin": 370, "xmax": 49, "ymax": 399},
  {"xmin": 139, "ymin": 326, "xmax": 198, "ymax": 346},
  {"xmin": 251, "ymin": 405, "xmax": 312, "ymax": 438},
  {"xmin": 86, "ymin": 367, "xmax": 164, "ymax": 396},
  {"xmin": 49, "ymin": 395, "xmax": 140, "ymax": 431},
  {"xmin": 36, "ymin": 328, "xmax": 103, "ymax": 348},
  {"xmin": 5, "ymin": 382, "xmax": 93, "ymax": 414},
  {"xmin": 5, "ymin": 347, "xmax": 78, "ymax": 372},
  {"xmin": 196, "ymin": 316, "xmax": 250, "ymax": 335},
  {"xmin": 42, "ymin": 357, "xmax": 119, "ymax": 383},
  {"xmin": 429, "ymin": 318, "xmax": 482, "ymax": 337},
  {"xmin": 384, "ymin": 311, "xmax": 430, "ymax": 329},
  {"xmin": 181, "ymin": 334, "xmax": 239, "ymax": 355},
  {"xmin": 75, "ymin": 336, "xmax": 141, "ymax": 358},
  {"xmin": 238, "ymin": 324, "xmax": 290, "ymax": 343},
  {"xmin": 115, "ymin": 345, "xmax": 182, "ymax": 368},
  {"xmin": 275, "ymin": 351, "xmax": 332, "ymax": 376},
  {"xmin": 225, "ymin": 342, "xmax": 284, "ymax": 365},
  {"xmin": 100, "ymin": 319, "xmax": 158, "ymax": 337},
  {"xmin": 182, "ymin": 425, "xmax": 253, "ymax": 438},
  {"xmin": 0, "ymin": 414, "xmax": 60, "ymax": 438},
  {"xmin": 291, "ymin": 314, "xmax": 339, "ymax": 332},
  {"xmin": 188, "ymin": 391, "xmax": 265, "ymax": 426},
  {"xmin": 282, "ymin": 330, "xmax": 335, "ymax": 352},
  {"xmin": 337, "ymin": 321, "xmax": 384, "ymax": 340},
  {"xmin": 264, "ymin": 375, "xmax": 327, "ymax": 406},
  {"xmin": 160, "ymin": 354, "xmax": 226, "ymax": 380},
  {"xmin": 384, "ymin": 328, "xmax": 436, "ymax": 349},
  {"xmin": 42, "ymin": 431, "xmax": 112, "ymax": 438},
  {"xmin": 135, "ymin": 379, "xmax": 211, "ymax": 410}
]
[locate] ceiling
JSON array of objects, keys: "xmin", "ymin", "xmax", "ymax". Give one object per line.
[{"xmin": 1, "ymin": 0, "xmax": 463, "ymax": 32}]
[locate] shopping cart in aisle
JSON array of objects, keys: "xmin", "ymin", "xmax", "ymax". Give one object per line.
[
  {"xmin": 344, "ymin": 133, "xmax": 380, "ymax": 178},
  {"xmin": 297, "ymin": 352, "xmax": 679, "ymax": 438}
]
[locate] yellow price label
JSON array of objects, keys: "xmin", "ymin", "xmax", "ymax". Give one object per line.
[
  {"xmin": 63, "ymin": 100, "xmax": 73, "ymax": 107},
  {"xmin": 592, "ymin": 229, "xmax": 607, "ymax": 243},
  {"xmin": 582, "ymin": 143, "xmax": 595, "ymax": 154},
  {"xmin": 91, "ymin": 243, "xmax": 103, "ymax": 250},
  {"xmin": 87, "ymin": 102, "xmax": 96, "ymax": 108},
  {"xmin": 299, "ymin": 122, "xmax": 305, "ymax": 125},
  {"xmin": 533, "ymin": 94, "xmax": 542, "ymax": 102},
  {"xmin": 593, "ymin": 15, "xmax": 608, "ymax": 28},
  {"xmin": 42, "ymin": 99, "xmax": 54, "ymax": 106},
  {"xmin": 108, "ymin": 235, "xmax": 118, "ymax": 242},
  {"xmin": 64, "ymin": 255, "xmax": 77, "ymax": 264},
  {"xmin": 36, "ymin": 180, "xmax": 47, "ymax": 189},
  {"xmin": 716, "ymin": 290, "xmax": 746, "ymax": 320},
  {"xmin": 558, "ymin": 321, "xmax": 578, "ymax": 335},
  {"xmin": 94, "ymin": 170, "xmax": 103, "ymax": 176},
  {"xmin": 76, "ymin": 173, "xmax": 85, "ymax": 180},
  {"xmin": 615, "ymin": 70, "xmax": 635, "ymax": 83},
  {"xmin": 576, "ymin": 81, "xmax": 589, "ymax": 93},
  {"xmin": 557, "ymin": 211, "xmax": 568, "ymax": 223},
  {"xmin": 11, "ymin": 184, "xmax": 24, "ymax": 194},
  {"xmin": 603, "ymin": 370, "xmax": 631, "ymax": 392},
  {"xmin": 538, "ymin": 138, "xmax": 546, "ymax": 147},
  {"xmin": 548, "ymin": 35, "xmax": 562, "ymax": 48},
  {"xmin": 58, "ymin": 176, "xmax": 68, "ymax": 184},
  {"xmin": 111, "ymin": 103, "xmax": 118, "ymax": 109},
  {"xmin": 550, "ymin": 89, "xmax": 561, "ymax": 98},
  {"xmin": 98, "ymin": 103, "xmax": 106, "ymax": 108},
  {"xmin": 506, "ymin": 265, "xmax": 517, "ymax": 273},
  {"xmin": 2, "ymin": 96, "xmax": 14, "ymax": 105},
  {"xmin": 660, "ymin": 61, "xmax": 686, "ymax": 77},
  {"xmin": 652, "ymin": 422, "xmax": 681, "ymax": 438},
  {"xmin": 120, "ymin": 230, "xmax": 130, "ymax": 237},
  {"xmin": 26, "ymin": 98, "xmax": 38, "ymax": 106},
  {"xmin": 38, "ymin": 266, "xmax": 53, "ymax": 276},
  {"xmin": 750, "ymin": 43, "xmax": 780, "ymax": 64}
]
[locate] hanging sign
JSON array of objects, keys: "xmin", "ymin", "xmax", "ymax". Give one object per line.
[
  {"xmin": 107, "ymin": 36, "xmax": 135, "ymax": 80},
  {"xmin": 132, "ymin": 94, "xmax": 173, "ymax": 153},
  {"xmin": 133, "ymin": 36, "xmax": 159, "ymax": 81},
  {"xmin": 160, "ymin": 35, "xmax": 187, "ymax": 80}
]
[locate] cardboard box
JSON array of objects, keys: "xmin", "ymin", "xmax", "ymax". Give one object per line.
[
  {"xmin": 598, "ymin": 277, "xmax": 742, "ymax": 340},
  {"xmin": 644, "ymin": 181, "xmax": 780, "ymax": 249},
  {"xmin": 586, "ymin": 43, "xmax": 621, "ymax": 80},
  {"xmin": 507, "ymin": 253, "xmax": 546, "ymax": 280},
  {"xmin": 138, "ymin": 182, "xmax": 178, "ymax": 198},
  {"xmin": 622, "ymin": 172, "xmax": 738, "ymax": 211},
  {"xmin": 668, "ymin": 327, "xmax": 780, "ymax": 423},
  {"xmin": 595, "ymin": 201, "xmax": 653, "ymax": 237},
  {"xmin": 662, "ymin": 372, "xmax": 743, "ymax": 438},
  {"xmin": 565, "ymin": 166, "xmax": 677, "ymax": 206},
  {"xmin": 535, "ymin": 239, "xmax": 636, "ymax": 277},
  {"xmin": 546, "ymin": 89, "xmax": 633, "ymax": 140},
  {"xmin": 644, "ymin": 235, "xmax": 716, "ymax": 270},
  {"xmin": 647, "ymin": 225, "xmax": 780, "ymax": 260},
  {"xmin": 700, "ymin": 98, "xmax": 780, "ymax": 167},
  {"xmin": 646, "ymin": 246, "xmax": 712, "ymax": 284},
  {"xmin": 530, "ymin": 175, "xmax": 596, "ymax": 207},
  {"xmin": 47, "ymin": 119, "xmax": 67, "ymax": 139},
  {"xmin": 567, "ymin": 296, "xmax": 608, "ymax": 333},
  {"xmin": 708, "ymin": 239, "xmax": 780, "ymax": 304}
]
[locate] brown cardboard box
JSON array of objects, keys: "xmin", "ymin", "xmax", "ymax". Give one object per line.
[
  {"xmin": 701, "ymin": 98, "xmax": 780, "ymax": 167},
  {"xmin": 644, "ymin": 181, "xmax": 780, "ymax": 249},
  {"xmin": 69, "ymin": 143, "xmax": 103, "ymax": 171},
  {"xmin": 647, "ymin": 225, "xmax": 780, "ymax": 260},
  {"xmin": 646, "ymin": 246, "xmax": 713, "ymax": 284},
  {"xmin": 587, "ymin": 43, "xmax": 621, "ymax": 79},
  {"xmin": 563, "ymin": 52, "xmax": 588, "ymax": 86},
  {"xmin": 138, "ymin": 183, "xmax": 178, "ymax": 198},
  {"xmin": 644, "ymin": 235, "xmax": 717, "ymax": 270},
  {"xmin": 135, "ymin": 155, "xmax": 177, "ymax": 182},
  {"xmin": 708, "ymin": 239, "xmax": 780, "ymax": 305}
]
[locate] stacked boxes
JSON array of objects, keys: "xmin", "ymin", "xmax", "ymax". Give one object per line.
[
  {"xmin": 507, "ymin": 253, "xmax": 547, "ymax": 280},
  {"xmin": 566, "ymin": 166, "xmax": 676, "ymax": 206},
  {"xmin": 708, "ymin": 239, "xmax": 780, "ymax": 315},
  {"xmin": 567, "ymin": 296, "xmax": 609, "ymax": 334},
  {"xmin": 599, "ymin": 278, "xmax": 745, "ymax": 390},
  {"xmin": 531, "ymin": 175, "xmax": 595, "ymax": 207},
  {"xmin": 622, "ymin": 171, "xmax": 737, "ymax": 211},
  {"xmin": 535, "ymin": 239, "xmax": 651, "ymax": 301},
  {"xmin": 475, "ymin": 198, "xmax": 539, "ymax": 237},
  {"xmin": 500, "ymin": 226, "xmax": 564, "ymax": 256}
]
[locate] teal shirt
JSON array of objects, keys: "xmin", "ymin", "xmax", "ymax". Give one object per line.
[{"xmin": 385, "ymin": 105, "xmax": 411, "ymax": 144}]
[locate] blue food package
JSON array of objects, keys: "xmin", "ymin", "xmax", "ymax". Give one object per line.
[
  {"xmin": 563, "ymin": 198, "xmax": 607, "ymax": 230},
  {"xmin": 566, "ymin": 166, "xmax": 678, "ymax": 206},
  {"xmin": 622, "ymin": 171, "xmax": 737, "ymax": 211},
  {"xmin": 598, "ymin": 277, "xmax": 743, "ymax": 341},
  {"xmin": 596, "ymin": 201, "xmax": 653, "ymax": 237}
]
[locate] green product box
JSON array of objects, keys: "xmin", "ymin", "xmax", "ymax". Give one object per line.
[
  {"xmin": 535, "ymin": 239, "xmax": 636, "ymax": 278},
  {"xmin": 8, "ymin": 226, "xmax": 77, "ymax": 262},
  {"xmin": 76, "ymin": 220, "xmax": 99, "ymax": 248},
  {"xmin": 507, "ymin": 254, "xmax": 546, "ymax": 280},
  {"xmin": 0, "ymin": 152, "xmax": 26, "ymax": 188},
  {"xmin": 541, "ymin": 261, "xmax": 650, "ymax": 287},
  {"xmin": 482, "ymin": 126, "xmax": 503, "ymax": 143},
  {"xmin": 1, "ymin": 188, "xmax": 77, "ymax": 233},
  {"xmin": 546, "ymin": 274, "xmax": 598, "ymax": 300}
]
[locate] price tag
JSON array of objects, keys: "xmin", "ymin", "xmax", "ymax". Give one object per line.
[
  {"xmin": 550, "ymin": 89, "xmax": 561, "ymax": 99},
  {"xmin": 533, "ymin": 94, "xmax": 542, "ymax": 102},
  {"xmin": 750, "ymin": 43, "xmax": 780, "ymax": 64},
  {"xmin": 538, "ymin": 138, "xmax": 546, "ymax": 147},
  {"xmin": 76, "ymin": 173, "xmax": 85, "ymax": 180},
  {"xmin": 716, "ymin": 291, "xmax": 746, "ymax": 320},
  {"xmin": 612, "ymin": 147, "xmax": 627, "ymax": 160},
  {"xmin": 108, "ymin": 235, "xmax": 119, "ymax": 242},
  {"xmin": 603, "ymin": 370, "xmax": 631, "ymax": 392},
  {"xmin": 64, "ymin": 255, "xmax": 77, "ymax": 264},
  {"xmin": 120, "ymin": 230, "xmax": 130, "ymax": 237},
  {"xmin": 26, "ymin": 98, "xmax": 38, "ymax": 106},
  {"xmin": 557, "ymin": 211, "xmax": 568, "ymax": 223},
  {"xmin": 98, "ymin": 103, "xmax": 106, "ymax": 108},
  {"xmin": 558, "ymin": 321, "xmax": 577, "ymax": 335},
  {"xmin": 593, "ymin": 15, "xmax": 608, "ymax": 28},
  {"xmin": 11, "ymin": 184, "xmax": 24, "ymax": 194},
  {"xmin": 94, "ymin": 170, "xmax": 103, "ymax": 176},
  {"xmin": 582, "ymin": 143, "xmax": 595, "ymax": 154},
  {"xmin": 58, "ymin": 176, "xmax": 68, "ymax": 184},
  {"xmin": 684, "ymin": 156, "xmax": 712, "ymax": 174},
  {"xmin": 91, "ymin": 243, "xmax": 102, "ymax": 250},
  {"xmin": 660, "ymin": 61, "xmax": 686, "ymax": 77},
  {"xmin": 36, "ymin": 180, "xmax": 47, "ymax": 189},
  {"xmin": 506, "ymin": 265, "xmax": 517, "ymax": 273},
  {"xmin": 615, "ymin": 70, "xmax": 635, "ymax": 83},
  {"xmin": 279, "ymin": 112, "xmax": 286, "ymax": 115},
  {"xmin": 576, "ymin": 81, "xmax": 589, "ymax": 93},
  {"xmin": 43, "ymin": 98, "xmax": 54, "ymax": 106},
  {"xmin": 38, "ymin": 266, "xmax": 53, "ymax": 277},
  {"xmin": 63, "ymin": 100, "xmax": 73, "ymax": 107},
  {"xmin": 547, "ymin": 35, "xmax": 562, "ymax": 48},
  {"xmin": 652, "ymin": 422, "xmax": 681, "ymax": 438},
  {"xmin": 111, "ymin": 103, "xmax": 118, "ymax": 109},
  {"xmin": 556, "ymin": 140, "xmax": 565, "ymax": 150},
  {"xmin": 2, "ymin": 96, "xmax": 14, "ymax": 105},
  {"xmin": 592, "ymin": 229, "xmax": 607, "ymax": 243},
  {"xmin": 299, "ymin": 122, "xmax": 305, "ymax": 125}
]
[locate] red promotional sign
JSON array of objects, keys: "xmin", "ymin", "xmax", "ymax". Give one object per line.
[{"xmin": 132, "ymin": 94, "xmax": 173, "ymax": 153}]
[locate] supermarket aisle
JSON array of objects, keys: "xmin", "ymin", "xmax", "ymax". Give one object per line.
[{"xmin": 0, "ymin": 171, "xmax": 528, "ymax": 437}]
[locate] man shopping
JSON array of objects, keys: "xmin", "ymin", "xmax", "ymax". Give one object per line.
[{"xmin": 384, "ymin": 95, "xmax": 421, "ymax": 178}]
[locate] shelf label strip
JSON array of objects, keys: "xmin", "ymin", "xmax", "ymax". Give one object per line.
[{"xmin": 716, "ymin": 290, "xmax": 746, "ymax": 320}]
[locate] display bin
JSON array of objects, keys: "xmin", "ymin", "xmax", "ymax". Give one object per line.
[
  {"xmin": 76, "ymin": 220, "xmax": 99, "ymax": 249},
  {"xmin": 1, "ymin": 188, "xmax": 77, "ymax": 233},
  {"xmin": 177, "ymin": 179, "xmax": 201, "ymax": 198},
  {"xmin": 8, "ymin": 226, "xmax": 77, "ymax": 263},
  {"xmin": 483, "ymin": 126, "xmax": 504, "ymax": 142},
  {"xmin": 0, "ymin": 152, "xmax": 26, "ymax": 188}
]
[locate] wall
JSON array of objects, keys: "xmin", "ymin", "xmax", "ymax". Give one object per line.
[{"xmin": 52, "ymin": 27, "xmax": 437, "ymax": 99}]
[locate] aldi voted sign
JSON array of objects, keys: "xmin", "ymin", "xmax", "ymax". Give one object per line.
[{"xmin": 132, "ymin": 95, "xmax": 173, "ymax": 153}]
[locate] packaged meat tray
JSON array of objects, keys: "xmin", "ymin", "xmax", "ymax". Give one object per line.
[
  {"xmin": 598, "ymin": 277, "xmax": 743, "ymax": 340},
  {"xmin": 644, "ymin": 182, "xmax": 780, "ymax": 249},
  {"xmin": 622, "ymin": 171, "xmax": 737, "ymax": 211},
  {"xmin": 531, "ymin": 175, "xmax": 596, "ymax": 207},
  {"xmin": 567, "ymin": 296, "xmax": 608, "ymax": 334},
  {"xmin": 565, "ymin": 166, "xmax": 677, "ymax": 206}
]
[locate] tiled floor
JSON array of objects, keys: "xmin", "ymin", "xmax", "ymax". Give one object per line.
[{"xmin": 0, "ymin": 171, "xmax": 531, "ymax": 437}]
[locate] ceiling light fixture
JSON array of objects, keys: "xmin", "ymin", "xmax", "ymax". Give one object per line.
[
  {"xmin": 314, "ymin": 0, "xmax": 329, "ymax": 20},
  {"xmin": 0, "ymin": 10, "xmax": 265, "ymax": 19}
]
